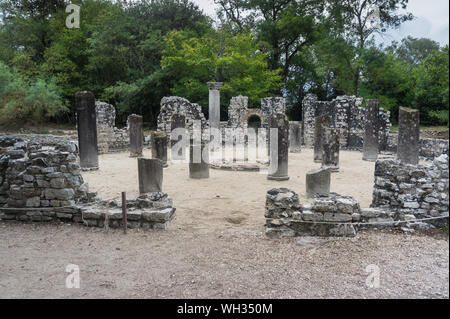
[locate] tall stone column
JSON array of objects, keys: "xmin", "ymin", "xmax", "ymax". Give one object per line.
[
  {"xmin": 313, "ymin": 114, "xmax": 332, "ymax": 163},
  {"xmin": 267, "ymin": 114, "xmax": 289, "ymax": 181},
  {"xmin": 289, "ymin": 122, "xmax": 302, "ymax": 153},
  {"xmin": 397, "ymin": 107, "xmax": 420, "ymax": 165},
  {"xmin": 128, "ymin": 114, "xmax": 144, "ymax": 157},
  {"xmin": 152, "ymin": 132, "xmax": 168, "ymax": 167},
  {"xmin": 362, "ymin": 100, "xmax": 380, "ymax": 161},
  {"xmin": 75, "ymin": 91, "xmax": 99, "ymax": 170},
  {"xmin": 322, "ymin": 126, "xmax": 340, "ymax": 172},
  {"xmin": 207, "ymin": 82, "xmax": 223, "ymax": 131},
  {"xmin": 138, "ymin": 158, "xmax": 163, "ymax": 194}
]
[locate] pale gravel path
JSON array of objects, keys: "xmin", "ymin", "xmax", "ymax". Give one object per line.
[{"xmin": 0, "ymin": 222, "xmax": 448, "ymax": 299}]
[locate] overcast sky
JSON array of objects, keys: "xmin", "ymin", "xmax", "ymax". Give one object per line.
[{"xmin": 193, "ymin": 0, "xmax": 449, "ymax": 46}]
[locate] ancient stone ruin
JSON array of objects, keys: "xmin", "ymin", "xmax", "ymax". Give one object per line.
[
  {"xmin": 302, "ymin": 94, "xmax": 391, "ymax": 151},
  {"xmin": 157, "ymin": 96, "xmax": 207, "ymax": 135},
  {"xmin": 372, "ymin": 154, "xmax": 449, "ymax": 226}
]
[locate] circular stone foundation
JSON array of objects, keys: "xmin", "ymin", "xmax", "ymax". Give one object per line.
[{"xmin": 209, "ymin": 160, "xmax": 269, "ymax": 172}]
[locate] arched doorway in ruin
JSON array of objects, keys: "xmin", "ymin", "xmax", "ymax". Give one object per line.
[
  {"xmin": 247, "ymin": 114, "xmax": 262, "ymax": 129},
  {"xmin": 242, "ymin": 109, "xmax": 264, "ymax": 130}
]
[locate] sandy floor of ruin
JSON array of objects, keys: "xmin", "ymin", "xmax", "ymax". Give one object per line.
[
  {"xmin": 82, "ymin": 148, "xmax": 384, "ymax": 231},
  {"xmin": 0, "ymin": 149, "xmax": 448, "ymax": 299}
]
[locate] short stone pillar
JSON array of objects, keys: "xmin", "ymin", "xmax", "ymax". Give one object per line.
[
  {"xmin": 289, "ymin": 122, "xmax": 302, "ymax": 153},
  {"xmin": 138, "ymin": 158, "xmax": 163, "ymax": 194},
  {"xmin": 313, "ymin": 114, "xmax": 332, "ymax": 163},
  {"xmin": 322, "ymin": 127, "xmax": 340, "ymax": 172},
  {"xmin": 397, "ymin": 107, "xmax": 420, "ymax": 165},
  {"xmin": 189, "ymin": 138, "xmax": 209, "ymax": 179},
  {"xmin": 207, "ymin": 82, "xmax": 223, "ymax": 131},
  {"xmin": 362, "ymin": 100, "xmax": 380, "ymax": 161},
  {"xmin": 76, "ymin": 91, "xmax": 99, "ymax": 170},
  {"xmin": 152, "ymin": 132, "xmax": 168, "ymax": 167},
  {"xmin": 268, "ymin": 114, "xmax": 289, "ymax": 181},
  {"xmin": 306, "ymin": 168, "xmax": 331, "ymax": 198},
  {"xmin": 128, "ymin": 114, "xmax": 144, "ymax": 157}
]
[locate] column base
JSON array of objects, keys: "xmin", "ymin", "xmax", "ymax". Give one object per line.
[{"xmin": 267, "ymin": 175, "xmax": 290, "ymax": 181}]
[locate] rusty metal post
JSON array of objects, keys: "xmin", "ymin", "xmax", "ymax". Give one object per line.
[{"xmin": 121, "ymin": 192, "xmax": 127, "ymax": 234}]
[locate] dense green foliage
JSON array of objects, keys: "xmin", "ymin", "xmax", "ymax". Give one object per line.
[
  {"xmin": 0, "ymin": 62, "xmax": 67, "ymax": 125},
  {"xmin": 0, "ymin": 0, "xmax": 448, "ymax": 127}
]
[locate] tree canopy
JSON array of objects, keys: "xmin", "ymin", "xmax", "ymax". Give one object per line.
[{"xmin": 0, "ymin": 0, "xmax": 448, "ymax": 127}]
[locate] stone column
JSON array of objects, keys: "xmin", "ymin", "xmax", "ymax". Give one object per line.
[
  {"xmin": 152, "ymin": 132, "xmax": 168, "ymax": 167},
  {"xmin": 128, "ymin": 114, "xmax": 143, "ymax": 157},
  {"xmin": 306, "ymin": 168, "xmax": 331, "ymax": 198},
  {"xmin": 267, "ymin": 114, "xmax": 289, "ymax": 181},
  {"xmin": 289, "ymin": 122, "xmax": 302, "ymax": 153},
  {"xmin": 322, "ymin": 126, "xmax": 340, "ymax": 172},
  {"xmin": 170, "ymin": 114, "xmax": 187, "ymax": 160},
  {"xmin": 313, "ymin": 114, "xmax": 331, "ymax": 163},
  {"xmin": 189, "ymin": 138, "xmax": 209, "ymax": 179},
  {"xmin": 138, "ymin": 158, "xmax": 163, "ymax": 194},
  {"xmin": 207, "ymin": 82, "xmax": 223, "ymax": 131},
  {"xmin": 362, "ymin": 100, "xmax": 380, "ymax": 161},
  {"xmin": 397, "ymin": 107, "xmax": 420, "ymax": 165},
  {"xmin": 76, "ymin": 91, "xmax": 99, "ymax": 170}
]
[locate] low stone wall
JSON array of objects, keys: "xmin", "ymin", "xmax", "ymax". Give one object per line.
[
  {"xmin": 1, "ymin": 192, "xmax": 176, "ymax": 230},
  {"xmin": 384, "ymin": 133, "xmax": 449, "ymax": 160},
  {"xmin": 371, "ymin": 155, "xmax": 449, "ymax": 226},
  {"xmin": 265, "ymin": 189, "xmax": 360, "ymax": 238},
  {"xmin": 82, "ymin": 193, "xmax": 176, "ymax": 230},
  {"xmin": 0, "ymin": 206, "xmax": 83, "ymax": 223},
  {"xmin": 265, "ymin": 183, "xmax": 448, "ymax": 238}
]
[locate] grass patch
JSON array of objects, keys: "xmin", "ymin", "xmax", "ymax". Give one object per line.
[{"xmin": 442, "ymin": 225, "xmax": 449, "ymax": 236}]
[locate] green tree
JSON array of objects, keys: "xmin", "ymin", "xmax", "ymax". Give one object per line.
[
  {"xmin": 161, "ymin": 30, "xmax": 282, "ymax": 117},
  {"xmin": 413, "ymin": 46, "xmax": 449, "ymax": 125},
  {"xmin": 389, "ymin": 36, "xmax": 440, "ymax": 65},
  {"xmin": 326, "ymin": 0, "xmax": 413, "ymax": 95},
  {"xmin": 0, "ymin": 61, "xmax": 67, "ymax": 125}
]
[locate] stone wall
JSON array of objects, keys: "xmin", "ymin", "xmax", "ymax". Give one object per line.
[
  {"xmin": 157, "ymin": 96, "xmax": 207, "ymax": 134},
  {"xmin": 0, "ymin": 136, "xmax": 176, "ymax": 230},
  {"xmin": 384, "ymin": 134, "xmax": 449, "ymax": 160},
  {"xmin": 0, "ymin": 136, "xmax": 91, "ymax": 209},
  {"xmin": 94, "ymin": 101, "xmax": 154, "ymax": 154},
  {"xmin": 261, "ymin": 97, "xmax": 286, "ymax": 129},
  {"xmin": 371, "ymin": 155, "xmax": 449, "ymax": 225},
  {"xmin": 302, "ymin": 94, "xmax": 391, "ymax": 150},
  {"xmin": 1, "ymin": 192, "xmax": 176, "ymax": 230},
  {"xmin": 81, "ymin": 192, "xmax": 176, "ymax": 230},
  {"xmin": 265, "ymin": 188, "xmax": 360, "ymax": 238},
  {"xmin": 227, "ymin": 95, "xmax": 250, "ymax": 128}
]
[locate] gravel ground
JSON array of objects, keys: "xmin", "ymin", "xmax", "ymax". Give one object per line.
[
  {"xmin": 0, "ymin": 150, "xmax": 447, "ymax": 299},
  {"xmin": 0, "ymin": 222, "xmax": 448, "ymax": 299}
]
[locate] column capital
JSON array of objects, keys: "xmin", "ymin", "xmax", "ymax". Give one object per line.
[{"xmin": 207, "ymin": 82, "xmax": 224, "ymax": 90}]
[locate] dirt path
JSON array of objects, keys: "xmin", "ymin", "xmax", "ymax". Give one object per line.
[{"xmin": 0, "ymin": 222, "xmax": 448, "ymax": 299}]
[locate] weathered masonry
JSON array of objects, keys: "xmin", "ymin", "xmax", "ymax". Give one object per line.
[
  {"xmin": 0, "ymin": 136, "xmax": 176, "ymax": 230},
  {"xmin": 302, "ymin": 94, "xmax": 391, "ymax": 150}
]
